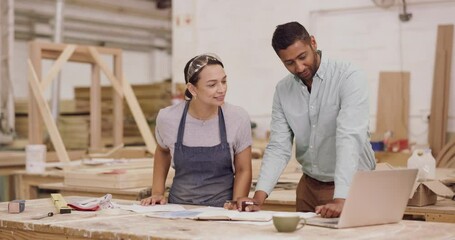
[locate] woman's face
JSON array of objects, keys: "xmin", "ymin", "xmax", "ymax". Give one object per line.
[{"xmin": 190, "ymin": 64, "xmax": 227, "ymax": 107}]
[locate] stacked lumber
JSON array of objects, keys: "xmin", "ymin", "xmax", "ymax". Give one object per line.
[
  {"xmin": 14, "ymin": 99, "xmax": 90, "ymax": 149},
  {"xmin": 64, "ymin": 158, "xmax": 175, "ymax": 189},
  {"xmin": 74, "ymin": 80, "xmax": 186, "ymax": 146}
]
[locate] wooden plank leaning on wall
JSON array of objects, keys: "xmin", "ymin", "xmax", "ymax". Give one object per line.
[
  {"xmin": 375, "ymin": 71, "xmax": 410, "ymax": 141},
  {"xmin": 429, "ymin": 24, "xmax": 453, "ymax": 156}
]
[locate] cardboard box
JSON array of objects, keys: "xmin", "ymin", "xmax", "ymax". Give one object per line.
[
  {"xmin": 375, "ymin": 163, "xmax": 454, "ymax": 207},
  {"xmin": 407, "ymin": 181, "xmax": 452, "ymax": 206}
]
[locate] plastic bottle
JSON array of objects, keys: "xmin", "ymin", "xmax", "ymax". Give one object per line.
[
  {"xmin": 408, "ymin": 149, "xmax": 425, "ymax": 180},
  {"xmin": 407, "ymin": 148, "xmax": 436, "ymax": 181},
  {"xmin": 421, "ymin": 149, "xmax": 436, "ymax": 180}
]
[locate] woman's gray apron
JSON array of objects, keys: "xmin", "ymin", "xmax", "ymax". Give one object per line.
[{"xmin": 168, "ymin": 101, "xmax": 233, "ymax": 207}]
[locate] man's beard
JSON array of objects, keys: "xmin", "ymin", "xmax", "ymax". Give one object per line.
[{"xmin": 298, "ymin": 49, "xmax": 319, "ymax": 82}]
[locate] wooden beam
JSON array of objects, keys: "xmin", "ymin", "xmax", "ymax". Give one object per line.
[
  {"xmin": 88, "ymin": 143, "xmax": 124, "ymax": 158},
  {"xmin": 41, "ymin": 44, "xmax": 76, "ymax": 90},
  {"xmin": 87, "ymin": 47, "xmax": 123, "ymax": 95},
  {"xmin": 121, "ymin": 76, "xmax": 157, "ymax": 154},
  {"xmin": 28, "ymin": 41, "xmax": 44, "ymax": 144},
  {"xmin": 113, "ymin": 53, "xmax": 124, "ymax": 147},
  {"xmin": 38, "ymin": 41, "xmax": 121, "ymax": 63},
  {"xmin": 28, "ymin": 60, "xmax": 71, "ymax": 165},
  {"xmin": 90, "ymin": 64, "xmax": 102, "ymax": 150}
]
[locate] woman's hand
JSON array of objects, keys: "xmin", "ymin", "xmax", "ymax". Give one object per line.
[
  {"xmin": 140, "ymin": 194, "xmax": 167, "ymax": 206},
  {"xmin": 223, "ymin": 201, "xmax": 238, "ymax": 210}
]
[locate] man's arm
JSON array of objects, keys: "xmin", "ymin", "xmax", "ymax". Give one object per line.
[
  {"xmin": 334, "ymin": 69, "xmax": 370, "ymax": 198},
  {"xmin": 236, "ymin": 88, "xmax": 294, "ymax": 211},
  {"xmin": 316, "ymin": 69, "xmax": 370, "ymax": 217}
]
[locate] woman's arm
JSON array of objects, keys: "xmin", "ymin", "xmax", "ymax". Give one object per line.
[
  {"xmin": 140, "ymin": 144, "xmax": 171, "ymax": 205},
  {"xmin": 232, "ymin": 146, "xmax": 252, "ymax": 201}
]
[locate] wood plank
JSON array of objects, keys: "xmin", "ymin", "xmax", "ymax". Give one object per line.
[
  {"xmin": 121, "ymin": 78, "xmax": 157, "ymax": 154},
  {"xmin": 436, "ymin": 139, "xmax": 455, "ymax": 167},
  {"xmin": 375, "ymin": 72, "xmax": 410, "ymax": 140},
  {"xmin": 429, "ymin": 25, "xmax": 454, "ymax": 156},
  {"xmin": 437, "ymin": 140, "xmax": 455, "ymax": 168},
  {"xmin": 87, "ymin": 47, "xmax": 123, "ymax": 95},
  {"xmin": 28, "ymin": 41, "xmax": 44, "ymax": 144},
  {"xmin": 37, "ymin": 41, "xmax": 122, "ymax": 55},
  {"xmin": 28, "ymin": 60, "xmax": 70, "ymax": 165},
  {"xmin": 90, "ymin": 64, "xmax": 102, "ymax": 150},
  {"xmin": 64, "ymin": 167, "xmax": 154, "ymax": 189},
  {"xmin": 39, "ymin": 182, "xmax": 145, "ymax": 197},
  {"xmin": 113, "ymin": 53, "xmax": 124, "ymax": 147}
]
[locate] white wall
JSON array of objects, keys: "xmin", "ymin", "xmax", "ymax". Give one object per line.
[
  {"xmin": 173, "ymin": 0, "xmax": 313, "ymax": 138},
  {"xmin": 172, "ymin": 0, "xmax": 455, "ymax": 144},
  {"xmin": 12, "ymin": 40, "xmax": 172, "ymax": 100}
]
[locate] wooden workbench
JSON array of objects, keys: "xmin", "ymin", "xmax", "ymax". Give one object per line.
[
  {"xmin": 0, "ymin": 197, "xmax": 454, "ymax": 240},
  {"xmin": 12, "ymin": 158, "xmax": 159, "ymax": 200},
  {"xmin": 405, "ymin": 198, "xmax": 455, "ymax": 222}
]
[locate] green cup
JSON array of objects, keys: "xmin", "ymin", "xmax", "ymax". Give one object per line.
[{"xmin": 272, "ymin": 213, "xmax": 306, "ymax": 233}]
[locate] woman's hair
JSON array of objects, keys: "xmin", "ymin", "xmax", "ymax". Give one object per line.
[
  {"xmin": 272, "ymin": 21, "xmax": 311, "ymax": 54},
  {"xmin": 183, "ymin": 54, "xmax": 224, "ymax": 99}
]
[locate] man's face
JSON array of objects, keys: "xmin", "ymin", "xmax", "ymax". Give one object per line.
[{"xmin": 277, "ymin": 37, "xmax": 319, "ymax": 82}]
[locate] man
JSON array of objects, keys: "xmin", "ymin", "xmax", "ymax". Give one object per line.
[{"xmin": 238, "ymin": 22, "xmax": 375, "ymax": 218}]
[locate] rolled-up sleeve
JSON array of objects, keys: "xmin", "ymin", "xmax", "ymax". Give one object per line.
[
  {"xmin": 255, "ymin": 88, "xmax": 294, "ymax": 195},
  {"xmin": 334, "ymin": 70, "xmax": 370, "ymax": 198}
]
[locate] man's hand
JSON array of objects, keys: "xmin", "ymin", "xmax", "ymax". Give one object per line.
[
  {"xmin": 234, "ymin": 197, "xmax": 261, "ymax": 212},
  {"xmin": 231, "ymin": 191, "xmax": 268, "ymax": 212},
  {"xmin": 315, "ymin": 198, "xmax": 345, "ymax": 218},
  {"xmin": 140, "ymin": 194, "xmax": 167, "ymax": 206}
]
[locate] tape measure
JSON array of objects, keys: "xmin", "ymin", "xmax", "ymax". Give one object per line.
[{"xmin": 51, "ymin": 193, "xmax": 71, "ymax": 214}]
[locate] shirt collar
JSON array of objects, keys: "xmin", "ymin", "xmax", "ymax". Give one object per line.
[{"xmin": 314, "ymin": 50, "xmax": 328, "ymax": 81}]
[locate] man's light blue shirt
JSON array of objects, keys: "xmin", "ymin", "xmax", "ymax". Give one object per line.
[{"xmin": 256, "ymin": 53, "xmax": 376, "ymax": 199}]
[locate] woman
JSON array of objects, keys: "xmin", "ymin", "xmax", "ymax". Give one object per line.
[{"xmin": 140, "ymin": 53, "xmax": 252, "ymax": 207}]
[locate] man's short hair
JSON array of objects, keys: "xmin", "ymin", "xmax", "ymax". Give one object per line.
[{"xmin": 272, "ymin": 21, "xmax": 311, "ymax": 53}]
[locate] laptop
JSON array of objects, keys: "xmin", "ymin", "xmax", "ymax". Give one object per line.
[{"xmin": 305, "ymin": 168, "xmax": 418, "ymax": 229}]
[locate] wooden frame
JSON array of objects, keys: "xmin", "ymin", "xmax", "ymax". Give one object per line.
[{"xmin": 28, "ymin": 41, "xmax": 156, "ymax": 164}]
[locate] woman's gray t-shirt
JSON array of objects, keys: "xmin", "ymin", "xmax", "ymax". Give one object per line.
[{"xmin": 155, "ymin": 101, "xmax": 252, "ymax": 169}]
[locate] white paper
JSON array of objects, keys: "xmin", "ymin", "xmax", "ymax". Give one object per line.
[
  {"xmin": 146, "ymin": 208, "xmax": 318, "ymax": 223},
  {"xmin": 118, "ymin": 203, "xmax": 186, "ymax": 213},
  {"xmin": 187, "ymin": 206, "xmax": 230, "ymax": 212},
  {"xmin": 147, "ymin": 210, "xmax": 202, "ymax": 219},
  {"xmin": 298, "ymin": 212, "xmax": 318, "ymax": 219}
]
